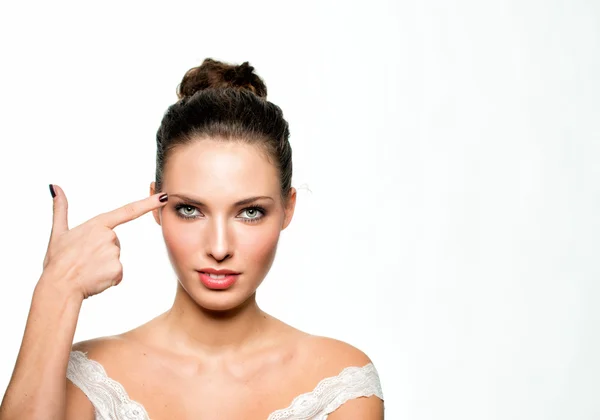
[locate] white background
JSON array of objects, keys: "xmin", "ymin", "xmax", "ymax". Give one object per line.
[{"xmin": 1, "ymin": 1, "xmax": 599, "ymax": 419}]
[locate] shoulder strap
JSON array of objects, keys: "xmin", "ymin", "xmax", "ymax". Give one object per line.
[
  {"xmin": 267, "ymin": 362, "xmax": 384, "ymax": 420},
  {"xmin": 67, "ymin": 350, "xmax": 150, "ymax": 420}
]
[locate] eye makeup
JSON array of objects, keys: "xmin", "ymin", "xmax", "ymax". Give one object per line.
[{"xmin": 173, "ymin": 203, "xmax": 267, "ymax": 224}]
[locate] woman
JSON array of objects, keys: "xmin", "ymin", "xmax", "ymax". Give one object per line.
[{"xmin": 0, "ymin": 58, "xmax": 384, "ymax": 419}]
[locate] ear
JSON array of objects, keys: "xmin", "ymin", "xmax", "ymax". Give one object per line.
[
  {"xmin": 150, "ymin": 181, "xmax": 162, "ymax": 226},
  {"xmin": 281, "ymin": 187, "xmax": 296, "ymax": 230}
]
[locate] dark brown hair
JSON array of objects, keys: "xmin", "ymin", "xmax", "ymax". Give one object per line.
[{"xmin": 154, "ymin": 58, "xmax": 292, "ymax": 202}]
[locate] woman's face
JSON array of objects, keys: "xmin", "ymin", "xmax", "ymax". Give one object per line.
[{"xmin": 150, "ymin": 138, "xmax": 296, "ymax": 311}]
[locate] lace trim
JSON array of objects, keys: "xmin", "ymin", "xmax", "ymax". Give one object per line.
[
  {"xmin": 67, "ymin": 350, "xmax": 150, "ymax": 420},
  {"xmin": 68, "ymin": 351, "xmax": 383, "ymax": 420},
  {"xmin": 266, "ymin": 363, "xmax": 384, "ymax": 420}
]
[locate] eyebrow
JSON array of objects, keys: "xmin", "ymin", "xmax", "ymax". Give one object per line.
[{"xmin": 169, "ymin": 193, "xmax": 274, "ymax": 207}]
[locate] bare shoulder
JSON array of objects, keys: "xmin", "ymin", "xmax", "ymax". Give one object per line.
[
  {"xmin": 65, "ymin": 335, "xmax": 132, "ymax": 420},
  {"xmin": 69, "ymin": 334, "xmax": 141, "ymax": 383},
  {"xmin": 71, "ymin": 334, "xmax": 131, "ymax": 361},
  {"xmin": 298, "ymin": 335, "xmax": 384, "ymax": 420},
  {"xmin": 300, "ymin": 334, "xmax": 374, "ymax": 372}
]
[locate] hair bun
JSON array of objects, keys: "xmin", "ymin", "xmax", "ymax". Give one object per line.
[{"xmin": 177, "ymin": 58, "xmax": 267, "ymax": 100}]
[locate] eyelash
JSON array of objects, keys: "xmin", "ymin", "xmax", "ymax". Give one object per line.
[{"xmin": 173, "ymin": 204, "xmax": 267, "ymax": 224}]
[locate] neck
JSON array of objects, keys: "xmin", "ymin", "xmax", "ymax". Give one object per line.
[{"xmin": 157, "ymin": 283, "xmax": 270, "ymax": 357}]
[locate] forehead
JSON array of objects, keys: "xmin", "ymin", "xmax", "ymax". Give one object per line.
[{"xmin": 162, "ymin": 139, "xmax": 279, "ymax": 199}]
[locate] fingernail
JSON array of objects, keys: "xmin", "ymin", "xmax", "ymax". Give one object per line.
[
  {"xmin": 49, "ymin": 184, "xmax": 56, "ymax": 198},
  {"xmin": 159, "ymin": 193, "xmax": 168, "ymax": 202}
]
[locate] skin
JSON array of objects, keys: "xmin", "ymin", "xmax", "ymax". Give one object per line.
[{"xmin": 65, "ymin": 138, "xmax": 383, "ymax": 419}]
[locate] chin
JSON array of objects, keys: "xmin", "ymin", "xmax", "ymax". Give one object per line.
[{"xmin": 195, "ymin": 295, "xmax": 248, "ymax": 312}]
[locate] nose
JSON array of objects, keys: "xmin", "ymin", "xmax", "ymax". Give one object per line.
[{"xmin": 205, "ymin": 215, "xmax": 233, "ymax": 262}]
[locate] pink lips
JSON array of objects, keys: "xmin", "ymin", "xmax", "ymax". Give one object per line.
[{"xmin": 198, "ymin": 271, "xmax": 239, "ymax": 290}]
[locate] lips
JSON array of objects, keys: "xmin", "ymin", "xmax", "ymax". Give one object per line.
[
  {"xmin": 197, "ymin": 269, "xmax": 240, "ymax": 290},
  {"xmin": 204, "ymin": 272, "xmax": 229, "ymax": 279},
  {"xmin": 198, "ymin": 268, "xmax": 240, "ymax": 275}
]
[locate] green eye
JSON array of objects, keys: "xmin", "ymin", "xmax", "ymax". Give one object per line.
[
  {"xmin": 239, "ymin": 207, "xmax": 266, "ymax": 223},
  {"xmin": 245, "ymin": 209, "xmax": 259, "ymax": 218},
  {"xmin": 174, "ymin": 204, "xmax": 201, "ymax": 219},
  {"xmin": 182, "ymin": 206, "xmax": 196, "ymax": 216}
]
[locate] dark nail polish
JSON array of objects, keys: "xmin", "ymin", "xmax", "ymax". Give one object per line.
[
  {"xmin": 159, "ymin": 193, "xmax": 168, "ymax": 202},
  {"xmin": 49, "ymin": 184, "xmax": 56, "ymax": 198}
]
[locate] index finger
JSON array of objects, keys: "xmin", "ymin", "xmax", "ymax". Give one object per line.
[{"xmin": 95, "ymin": 193, "xmax": 168, "ymax": 229}]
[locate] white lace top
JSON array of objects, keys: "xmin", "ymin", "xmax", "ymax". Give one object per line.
[{"xmin": 67, "ymin": 351, "xmax": 384, "ymax": 420}]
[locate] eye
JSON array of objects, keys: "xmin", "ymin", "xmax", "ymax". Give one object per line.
[
  {"xmin": 174, "ymin": 204, "xmax": 202, "ymax": 219},
  {"xmin": 174, "ymin": 204, "xmax": 266, "ymax": 222},
  {"xmin": 239, "ymin": 206, "xmax": 266, "ymax": 223}
]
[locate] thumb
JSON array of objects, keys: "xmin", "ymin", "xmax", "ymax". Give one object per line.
[{"xmin": 49, "ymin": 184, "xmax": 69, "ymax": 242}]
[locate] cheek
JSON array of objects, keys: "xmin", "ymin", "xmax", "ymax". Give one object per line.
[
  {"xmin": 162, "ymin": 220, "xmax": 201, "ymax": 261},
  {"xmin": 238, "ymin": 224, "xmax": 281, "ymax": 269}
]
